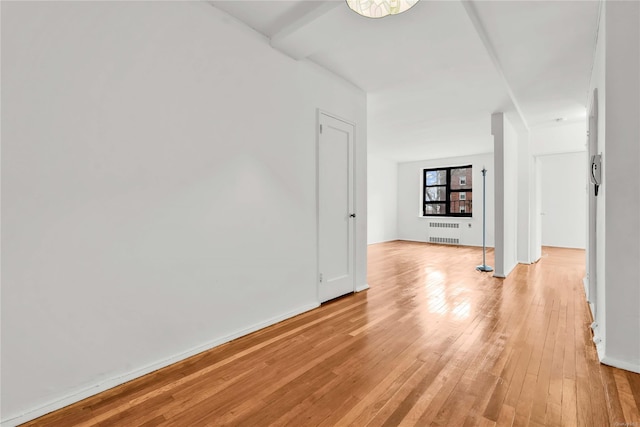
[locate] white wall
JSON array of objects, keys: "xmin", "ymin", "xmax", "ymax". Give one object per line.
[
  {"xmin": 602, "ymin": 0, "xmax": 640, "ymax": 372},
  {"xmin": 0, "ymin": 2, "xmax": 367, "ymax": 424},
  {"xmin": 517, "ymin": 132, "xmax": 533, "ymax": 263},
  {"xmin": 587, "ymin": 0, "xmax": 640, "ymax": 374},
  {"xmin": 531, "ymin": 121, "xmax": 588, "ymax": 155},
  {"xmin": 397, "ymin": 153, "xmax": 494, "ymax": 247},
  {"xmin": 493, "ymin": 113, "xmax": 519, "ymax": 278},
  {"xmin": 367, "ymin": 154, "xmax": 398, "ymax": 244},
  {"xmin": 538, "ymin": 152, "xmax": 587, "ymax": 249}
]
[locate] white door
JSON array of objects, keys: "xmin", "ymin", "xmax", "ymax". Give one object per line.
[{"xmin": 318, "ymin": 112, "xmax": 355, "ymax": 303}]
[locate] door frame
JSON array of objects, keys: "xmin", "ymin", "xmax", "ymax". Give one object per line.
[
  {"xmin": 530, "ymin": 155, "xmax": 542, "ymax": 262},
  {"xmin": 316, "ymin": 109, "xmax": 357, "ymax": 303},
  {"xmin": 587, "ymin": 89, "xmax": 598, "ymax": 319}
]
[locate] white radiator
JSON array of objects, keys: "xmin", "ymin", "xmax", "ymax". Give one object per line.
[{"xmin": 428, "ymin": 222, "xmax": 461, "ymax": 245}]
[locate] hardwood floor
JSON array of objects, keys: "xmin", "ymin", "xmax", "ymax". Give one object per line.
[{"xmin": 23, "ymin": 241, "xmax": 640, "ymax": 426}]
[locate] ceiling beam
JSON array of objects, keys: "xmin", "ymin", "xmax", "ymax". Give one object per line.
[
  {"xmin": 270, "ymin": 1, "xmax": 343, "ymax": 60},
  {"xmin": 461, "ymin": 0, "xmax": 530, "ymax": 132}
]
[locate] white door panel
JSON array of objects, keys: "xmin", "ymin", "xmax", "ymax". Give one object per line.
[{"xmin": 318, "ymin": 113, "xmax": 355, "ymax": 303}]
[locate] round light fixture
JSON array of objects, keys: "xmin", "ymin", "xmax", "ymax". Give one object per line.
[{"xmin": 346, "ymin": 0, "xmax": 419, "ymax": 18}]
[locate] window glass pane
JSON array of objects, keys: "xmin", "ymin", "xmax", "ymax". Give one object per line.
[
  {"xmin": 450, "ymin": 167, "xmax": 472, "ymax": 190},
  {"xmin": 426, "ymin": 170, "xmax": 447, "ymax": 186},
  {"xmin": 424, "ymin": 203, "xmax": 446, "ymax": 215},
  {"xmin": 425, "ymin": 186, "xmax": 446, "ymax": 201},
  {"xmin": 450, "ymin": 199, "xmax": 472, "ymax": 214},
  {"xmin": 450, "ymin": 192, "xmax": 472, "ymax": 202}
]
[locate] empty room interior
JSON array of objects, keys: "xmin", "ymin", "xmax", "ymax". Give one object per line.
[{"xmin": 1, "ymin": 0, "xmax": 639, "ymax": 426}]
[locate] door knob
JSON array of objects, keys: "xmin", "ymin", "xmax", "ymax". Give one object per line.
[{"xmin": 349, "ymin": 213, "xmax": 356, "ymax": 218}]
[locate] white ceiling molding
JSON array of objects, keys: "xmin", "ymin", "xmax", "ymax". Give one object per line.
[{"xmin": 461, "ymin": 0, "xmax": 530, "ymax": 132}]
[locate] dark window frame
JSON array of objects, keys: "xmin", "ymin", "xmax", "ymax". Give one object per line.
[{"xmin": 423, "ymin": 165, "xmax": 473, "ymax": 217}]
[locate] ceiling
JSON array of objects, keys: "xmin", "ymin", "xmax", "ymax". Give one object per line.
[{"xmin": 210, "ymin": 0, "xmax": 600, "ymax": 162}]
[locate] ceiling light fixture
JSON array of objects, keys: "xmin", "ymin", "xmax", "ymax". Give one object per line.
[{"xmin": 346, "ymin": 0, "xmax": 419, "ymax": 19}]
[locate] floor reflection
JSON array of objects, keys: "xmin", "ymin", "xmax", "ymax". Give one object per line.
[{"xmin": 423, "ymin": 267, "xmax": 473, "ymax": 320}]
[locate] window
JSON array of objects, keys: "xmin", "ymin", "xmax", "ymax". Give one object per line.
[{"xmin": 423, "ymin": 165, "xmax": 472, "ymax": 217}]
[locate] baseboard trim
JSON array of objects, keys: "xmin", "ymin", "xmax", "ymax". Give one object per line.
[
  {"xmin": 0, "ymin": 302, "xmax": 320, "ymax": 427},
  {"xmin": 600, "ymin": 355, "xmax": 640, "ymax": 374},
  {"xmin": 493, "ymin": 262, "xmax": 517, "ymax": 279},
  {"xmin": 582, "ymin": 276, "xmax": 597, "ymax": 321},
  {"xmin": 395, "ymin": 239, "xmax": 495, "ymax": 248},
  {"xmin": 355, "ymin": 283, "xmax": 370, "ymax": 292},
  {"xmin": 367, "ymin": 238, "xmax": 400, "ymax": 245},
  {"xmin": 592, "ymin": 326, "xmax": 640, "ymax": 374}
]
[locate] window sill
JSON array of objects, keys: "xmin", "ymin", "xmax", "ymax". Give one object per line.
[{"xmin": 419, "ymin": 215, "xmax": 474, "ymax": 219}]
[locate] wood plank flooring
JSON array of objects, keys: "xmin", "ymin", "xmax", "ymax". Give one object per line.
[{"xmin": 22, "ymin": 241, "xmax": 640, "ymax": 426}]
